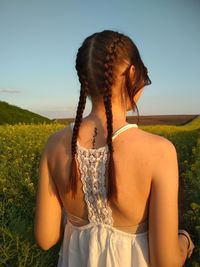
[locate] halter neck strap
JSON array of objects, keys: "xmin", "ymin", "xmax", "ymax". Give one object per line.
[{"xmin": 112, "ymin": 124, "xmax": 138, "ymax": 140}]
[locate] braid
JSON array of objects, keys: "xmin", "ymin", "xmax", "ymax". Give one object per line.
[
  {"xmin": 68, "ymin": 74, "xmax": 88, "ymax": 198},
  {"xmin": 103, "ymin": 36, "xmax": 122, "ymax": 200}
]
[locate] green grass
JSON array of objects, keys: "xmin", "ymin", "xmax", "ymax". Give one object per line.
[{"xmin": 0, "ymin": 101, "xmax": 52, "ymax": 125}]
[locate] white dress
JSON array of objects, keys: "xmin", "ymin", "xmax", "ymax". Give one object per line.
[{"xmin": 57, "ymin": 123, "xmax": 150, "ymax": 267}]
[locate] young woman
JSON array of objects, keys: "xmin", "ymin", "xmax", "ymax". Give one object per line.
[{"xmin": 34, "ymin": 30, "xmax": 195, "ymax": 267}]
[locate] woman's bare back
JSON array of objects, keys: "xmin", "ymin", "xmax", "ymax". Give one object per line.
[{"xmin": 47, "ymin": 119, "xmax": 167, "ymax": 228}]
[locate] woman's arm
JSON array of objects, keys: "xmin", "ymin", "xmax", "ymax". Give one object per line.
[
  {"xmin": 34, "ymin": 135, "xmax": 63, "ymax": 250},
  {"xmin": 148, "ymin": 138, "xmax": 187, "ymax": 267}
]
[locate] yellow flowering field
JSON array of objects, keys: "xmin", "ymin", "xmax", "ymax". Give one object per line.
[{"xmin": 0, "ymin": 118, "xmax": 199, "ymax": 266}]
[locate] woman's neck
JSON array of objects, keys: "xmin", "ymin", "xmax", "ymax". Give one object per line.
[{"xmin": 85, "ymin": 101, "xmax": 128, "ymax": 130}]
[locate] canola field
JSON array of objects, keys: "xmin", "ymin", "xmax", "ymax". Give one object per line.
[{"xmin": 0, "ymin": 118, "xmax": 200, "ymax": 266}]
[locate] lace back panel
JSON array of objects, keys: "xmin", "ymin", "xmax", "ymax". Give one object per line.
[
  {"xmin": 77, "ymin": 145, "xmax": 113, "ymax": 225},
  {"xmin": 70, "ymin": 122, "xmax": 138, "ymax": 226}
]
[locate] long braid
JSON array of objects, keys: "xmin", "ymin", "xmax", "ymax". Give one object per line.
[
  {"xmin": 103, "ymin": 36, "xmax": 122, "ymax": 200},
  {"xmin": 68, "ymin": 74, "xmax": 88, "ymax": 198}
]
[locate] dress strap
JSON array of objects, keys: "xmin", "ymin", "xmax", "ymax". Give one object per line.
[
  {"xmin": 67, "ymin": 212, "xmax": 148, "ymax": 234},
  {"xmin": 69, "ymin": 122, "xmax": 74, "ymax": 131},
  {"xmin": 112, "ymin": 124, "xmax": 138, "ymax": 141},
  {"xmin": 67, "ymin": 212, "xmax": 89, "ymax": 226},
  {"xmin": 69, "ymin": 122, "xmax": 138, "ymax": 141}
]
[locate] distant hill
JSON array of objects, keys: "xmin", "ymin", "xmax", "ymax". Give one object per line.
[
  {"xmin": 129, "ymin": 114, "xmax": 199, "ymax": 126},
  {"xmin": 0, "ymin": 101, "xmax": 52, "ymax": 125},
  {"xmin": 53, "ymin": 114, "xmax": 199, "ymax": 126}
]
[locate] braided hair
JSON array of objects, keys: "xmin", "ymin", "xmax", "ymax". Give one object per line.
[{"xmin": 67, "ymin": 30, "xmax": 151, "ymax": 200}]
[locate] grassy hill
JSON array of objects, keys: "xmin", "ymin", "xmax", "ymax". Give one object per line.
[
  {"xmin": 184, "ymin": 114, "xmax": 200, "ymax": 130},
  {"xmin": 0, "ymin": 101, "xmax": 52, "ymax": 125}
]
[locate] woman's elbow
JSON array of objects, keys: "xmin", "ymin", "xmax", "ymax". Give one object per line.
[
  {"xmin": 35, "ymin": 240, "xmax": 52, "ymax": 251},
  {"xmin": 34, "ymin": 227, "xmax": 59, "ymax": 251}
]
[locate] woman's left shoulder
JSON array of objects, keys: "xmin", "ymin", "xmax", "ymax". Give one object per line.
[
  {"xmin": 49, "ymin": 125, "xmax": 71, "ymax": 146},
  {"xmin": 43, "ymin": 125, "xmax": 72, "ymax": 159},
  {"xmin": 40, "ymin": 125, "xmax": 72, "ymax": 179}
]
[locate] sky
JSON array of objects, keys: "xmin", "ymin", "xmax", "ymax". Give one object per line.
[{"xmin": 0, "ymin": 0, "xmax": 199, "ymax": 119}]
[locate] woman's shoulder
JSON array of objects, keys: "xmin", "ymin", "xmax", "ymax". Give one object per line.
[
  {"xmin": 135, "ymin": 127, "xmax": 177, "ymax": 154},
  {"xmin": 42, "ymin": 125, "xmax": 72, "ymax": 160},
  {"xmin": 47, "ymin": 125, "xmax": 71, "ymax": 145}
]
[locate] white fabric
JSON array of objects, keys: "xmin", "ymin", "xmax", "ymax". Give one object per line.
[
  {"xmin": 77, "ymin": 141, "xmax": 113, "ymax": 226},
  {"xmin": 57, "ymin": 222, "xmax": 149, "ymax": 267},
  {"xmin": 57, "ymin": 123, "xmax": 150, "ymax": 267},
  {"xmin": 112, "ymin": 123, "xmax": 138, "ymax": 140}
]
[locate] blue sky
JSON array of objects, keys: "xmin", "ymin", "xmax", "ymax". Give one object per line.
[{"xmin": 0, "ymin": 0, "xmax": 199, "ymax": 119}]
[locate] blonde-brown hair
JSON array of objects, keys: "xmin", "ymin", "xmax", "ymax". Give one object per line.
[{"xmin": 67, "ymin": 30, "xmax": 151, "ymax": 200}]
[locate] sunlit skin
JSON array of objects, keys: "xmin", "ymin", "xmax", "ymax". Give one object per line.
[{"xmin": 34, "ymin": 64, "xmax": 189, "ymax": 266}]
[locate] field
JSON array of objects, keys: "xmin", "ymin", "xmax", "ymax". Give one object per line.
[{"xmin": 0, "ymin": 117, "xmax": 200, "ymax": 266}]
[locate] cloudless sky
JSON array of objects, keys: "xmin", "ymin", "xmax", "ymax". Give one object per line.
[{"xmin": 0, "ymin": 0, "xmax": 199, "ymax": 119}]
